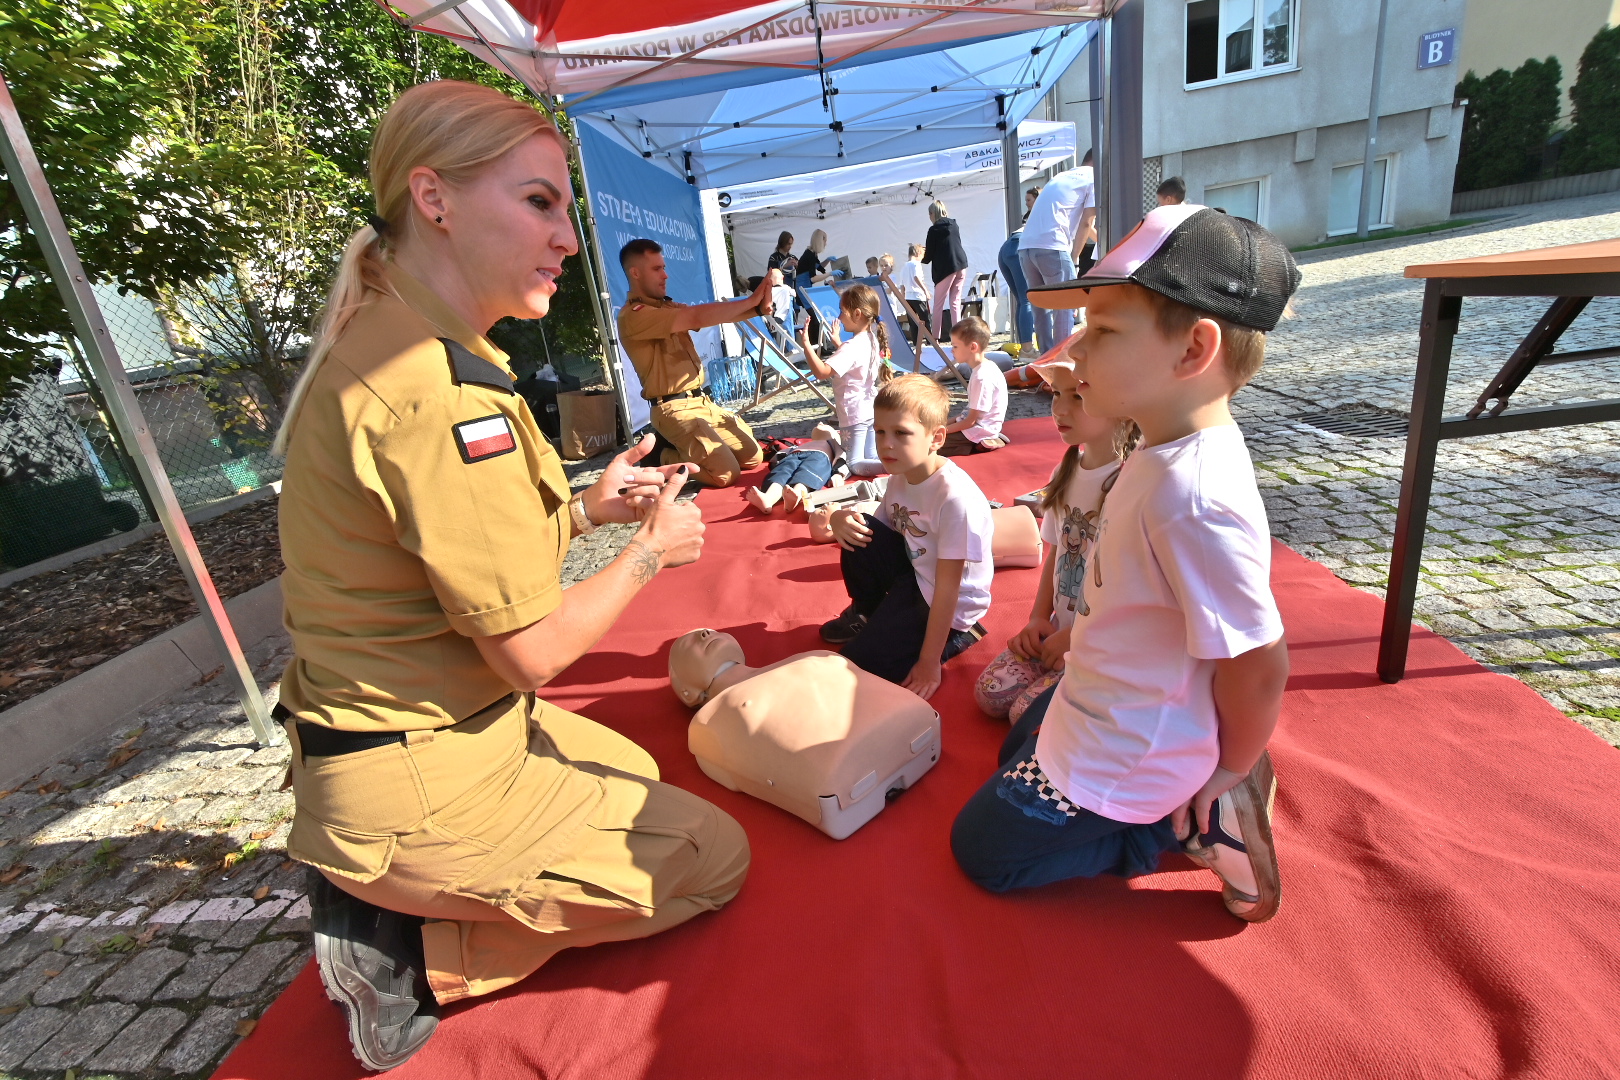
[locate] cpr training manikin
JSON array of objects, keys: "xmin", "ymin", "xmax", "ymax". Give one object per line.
[{"xmin": 669, "ymin": 630, "xmax": 941, "ymax": 839}]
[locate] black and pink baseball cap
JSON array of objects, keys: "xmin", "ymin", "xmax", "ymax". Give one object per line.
[{"xmin": 1028, "ymin": 204, "xmax": 1301, "ymax": 332}]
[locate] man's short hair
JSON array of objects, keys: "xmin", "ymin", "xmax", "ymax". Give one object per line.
[
  {"xmin": 1157, "ymin": 175, "xmax": 1187, "ymax": 202},
  {"xmin": 875, "ymin": 374, "xmax": 950, "ymax": 430},
  {"xmin": 1133, "ymin": 284, "xmax": 1267, "ymax": 391},
  {"xmin": 950, "ymin": 316, "xmax": 991, "ymax": 351},
  {"xmin": 619, "ymin": 238, "xmax": 661, "ymax": 270},
  {"xmin": 1081, "ymin": 148, "xmax": 1094, "ymax": 166}
]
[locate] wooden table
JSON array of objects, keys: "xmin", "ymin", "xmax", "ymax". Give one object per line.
[{"xmin": 1378, "ymin": 237, "xmax": 1620, "ymax": 681}]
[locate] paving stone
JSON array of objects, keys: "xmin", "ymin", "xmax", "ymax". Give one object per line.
[
  {"xmin": 98, "ymin": 946, "xmax": 190, "ymax": 1003},
  {"xmin": 155, "ymin": 949, "xmax": 239, "ymax": 1000},
  {"xmin": 0, "ymin": 1006, "xmax": 68, "ymax": 1069},
  {"xmin": 160, "ymin": 1004, "xmax": 249, "ymax": 1073},
  {"xmin": 86, "ymin": 1005, "xmax": 189, "ymax": 1071},
  {"xmin": 22, "ymin": 1000, "xmax": 137, "ymax": 1069},
  {"xmin": 0, "ymin": 952, "xmax": 63, "ymax": 1006},
  {"xmin": 0, "ymin": 932, "xmax": 51, "ymax": 973},
  {"xmin": 211, "ymin": 939, "xmax": 300, "ymax": 998},
  {"xmin": 30, "ymin": 954, "xmax": 114, "ymax": 1005}
]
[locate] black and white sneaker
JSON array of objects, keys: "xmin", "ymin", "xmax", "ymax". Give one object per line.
[
  {"xmin": 311, "ymin": 871, "xmax": 440, "ymax": 1071},
  {"xmin": 820, "ymin": 603, "xmax": 869, "ymax": 644},
  {"xmin": 1181, "ymin": 751, "xmax": 1282, "ymax": 923}
]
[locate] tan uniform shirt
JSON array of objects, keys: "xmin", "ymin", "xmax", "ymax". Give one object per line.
[
  {"xmin": 277, "ymin": 265, "xmax": 572, "ymax": 732},
  {"xmin": 617, "ymin": 292, "xmax": 704, "ymax": 399}
]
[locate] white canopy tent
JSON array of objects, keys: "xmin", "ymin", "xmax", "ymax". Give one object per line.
[{"xmin": 379, "ymin": 0, "xmax": 1139, "ymax": 438}]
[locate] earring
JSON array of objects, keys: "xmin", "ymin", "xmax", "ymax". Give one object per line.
[{"xmin": 435, "ymin": 215, "xmax": 443, "ymax": 224}]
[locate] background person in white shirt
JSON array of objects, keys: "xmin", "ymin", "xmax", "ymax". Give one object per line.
[
  {"xmin": 820, "ymin": 376, "xmax": 993, "ymax": 699},
  {"xmin": 899, "ymin": 243, "xmax": 931, "ymax": 347},
  {"xmin": 940, "ymin": 317, "xmax": 1008, "ymax": 456},
  {"xmin": 952, "ymin": 204, "xmax": 1300, "ymax": 924},
  {"xmin": 1018, "ymin": 150, "xmax": 1096, "ymax": 353}
]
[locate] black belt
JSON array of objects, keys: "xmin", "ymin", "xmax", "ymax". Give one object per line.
[
  {"xmin": 276, "ymin": 695, "xmax": 517, "ymax": 759},
  {"xmin": 649, "ymin": 388, "xmax": 708, "ymax": 405}
]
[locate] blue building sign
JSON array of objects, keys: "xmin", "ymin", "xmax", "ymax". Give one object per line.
[{"xmin": 1419, "ymin": 28, "xmax": 1456, "ymax": 70}]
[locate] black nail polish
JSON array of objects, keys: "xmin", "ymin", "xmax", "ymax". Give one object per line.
[{"xmin": 618, "ymin": 487, "xmax": 627, "ymax": 495}]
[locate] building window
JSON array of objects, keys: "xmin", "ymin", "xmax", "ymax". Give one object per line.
[
  {"xmin": 1204, "ymin": 178, "xmax": 1264, "ymax": 223},
  {"xmin": 1186, "ymin": 0, "xmax": 1296, "ymax": 87},
  {"xmin": 1328, "ymin": 157, "xmax": 1393, "ymax": 236}
]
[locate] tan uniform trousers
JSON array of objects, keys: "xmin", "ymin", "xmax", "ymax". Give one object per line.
[
  {"xmin": 287, "ymin": 696, "xmax": 750, "ymax": 1004},
  {"xmin": 650, "ymin": 396, "xmax": 762, "ymax": 474}
]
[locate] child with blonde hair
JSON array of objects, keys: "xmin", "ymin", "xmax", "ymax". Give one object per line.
[
  {"xmin": 975, "ymin": 347, "xmax": 1137, "ymax": 721},
  {"xmin": 799, "ymin": 283, "xmax": 892, "ymax": 476}
]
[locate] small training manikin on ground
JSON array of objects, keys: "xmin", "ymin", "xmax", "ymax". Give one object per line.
[{"xmin": 669, "ymin": 629, "xmax": 941, "ymax": 839}]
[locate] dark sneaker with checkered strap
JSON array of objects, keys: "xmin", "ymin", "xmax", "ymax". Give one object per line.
[
  {"xmin": 1181, "ymin": 750, "xmax": 1281, "ymax": 923},
  {"xmin": 820, "ymin": 603, "xmax": 869, "ymax": 644},
  {"xmin": 311, "ymin": 870, "xmax": 440, "ymax": 1071}
]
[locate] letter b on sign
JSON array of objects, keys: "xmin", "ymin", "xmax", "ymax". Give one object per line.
[{"xmin": 1419, "ymin": 28, "xmax": 1454, "ymax": 70}]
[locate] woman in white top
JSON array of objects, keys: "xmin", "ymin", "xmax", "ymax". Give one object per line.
[{"xmin": 797, "ymin": 283, "xmax": 890, "ymax": 476}]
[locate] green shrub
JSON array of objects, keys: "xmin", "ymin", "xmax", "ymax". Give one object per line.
[
  {"xmin": 1454, "ymin": 57, "xmax": 1562, "ymax": 192},
  {"xmin": 1561, "ymin": 26, "xmax": 1620, "ymax": 175}
]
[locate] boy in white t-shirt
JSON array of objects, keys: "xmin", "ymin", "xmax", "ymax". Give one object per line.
[
  {"xmin": 951, "ymin": 205, "xmax": 1301, "ymax": 923},
  {"xmin": 941, "ymin": 317, "xmax": 1008, "ymax": 456},
  {"xmin": 821, "ymin": 376, "xmax": 993, "ymax": 699}
]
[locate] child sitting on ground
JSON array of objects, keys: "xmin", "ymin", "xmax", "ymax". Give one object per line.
[
  {"xmin": 746, "ymin": 423, "xmax": 847, "ymax": 515},
  {"xmin": 799, "ymin": 284, "xmax": 890, "ymax": 476},
  {"xmin": 821, "ymin": 376, "xmax": 993, "ymax": 699},
  {"xmin": 950, "ymin": 204, "xmax": 1299, "ymax": 923},
  {"xmin": 941, "ymin": 317, "xmax": 1008, "ymax": 456},
  {"xmin": 975, "ymin": 350, "xmax": 1137, "ymax": 723}
]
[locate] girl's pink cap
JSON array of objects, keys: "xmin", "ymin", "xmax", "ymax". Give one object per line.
[{"xmin": 1026, "ymin": 330, "xmax": 1084, "ymax": 383}]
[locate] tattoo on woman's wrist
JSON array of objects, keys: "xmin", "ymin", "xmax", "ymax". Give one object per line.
[{"xmin": 624, "ymin": 540, "xmax": 664, "ymax": 584}]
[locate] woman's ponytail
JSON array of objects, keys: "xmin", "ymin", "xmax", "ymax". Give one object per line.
[{"xmin": 273, "ymin": 224, "xmax": 391, "ymax": 454}]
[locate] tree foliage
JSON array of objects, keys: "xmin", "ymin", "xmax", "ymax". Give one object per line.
[
  {"xmin": 1561, "ymin": 25, "xmax": 1620, "ymax": 176},
  {"xmin": 1, "ymin": 0, "xmax": 611, "ymax": 412},
  {"xmin": 1454, "ymin": 57, "xmax": 1562, "ymax": 193}
]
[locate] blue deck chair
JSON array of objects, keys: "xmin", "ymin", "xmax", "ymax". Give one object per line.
[
  {"xmin": 736, "ymin": 315, "xmax": 834, "ymax": 414},
  {"xmin": 867, "ymin": 274, "xmax": 962, "ymax": 381}
]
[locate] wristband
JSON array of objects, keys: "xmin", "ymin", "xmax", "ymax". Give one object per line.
[{"xmin": 568, "ymin": 494, "xmax": 599, "ymax": 536}]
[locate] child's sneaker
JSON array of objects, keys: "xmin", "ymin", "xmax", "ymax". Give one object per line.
[
  {"xmin": 1181, "ymin": 751, "xmax": 1281, "ymax": 923},
  {"xmin": 820, "ymin": 604, "xmax": 869, "ymax": 644}
]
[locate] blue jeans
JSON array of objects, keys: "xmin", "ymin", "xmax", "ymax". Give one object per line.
[
  {"xmin": 998, "ymin": 234, "xmax": 1034, "ymax": 346},
  {"xmin": 1018, "ymin": 247, "xmax": 1077, "ymax": 353},
  {"xmin": 950, "ymin": 683, "xmax": 1181, "ymax": 893},
  {"xmin": 840, "ymin": 420, "xmax": 882, "ymax": 476},
  {"xmin": 765, "ymin": 449, "xmax": 834, "ymax": 490}
]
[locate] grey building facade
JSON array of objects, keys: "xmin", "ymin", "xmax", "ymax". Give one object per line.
[{"xmin": 1044, "ymin": 0, "xmax": 1468, "ymax": 247}]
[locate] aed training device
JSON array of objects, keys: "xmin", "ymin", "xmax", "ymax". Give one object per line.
[{"xmin": 688, "ymin": 652, "xmax": 941, "ymax": 840}]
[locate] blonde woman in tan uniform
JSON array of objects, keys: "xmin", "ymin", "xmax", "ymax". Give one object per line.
[{"xmin": 274, "ymin": 81, "xmax": 749, "ymax": 1070}]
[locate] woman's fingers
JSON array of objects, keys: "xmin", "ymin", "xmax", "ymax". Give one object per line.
[{"xmin": 618, "ymin": 433, "xmax": 654, "ymax": 467}]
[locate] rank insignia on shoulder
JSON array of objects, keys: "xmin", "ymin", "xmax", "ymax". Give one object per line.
[{"xmin": 453, "ymin": 414, "xmax": 517, "ymax": 463}]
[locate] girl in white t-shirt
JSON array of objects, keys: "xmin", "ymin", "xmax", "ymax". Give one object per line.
[
  {"xmin": 798, "ymin": 283, "xmax": 891, "ymax": 476},
  {"xmin": 974, "ymin": 360, "xmax": 1138, "ymax": 721}
]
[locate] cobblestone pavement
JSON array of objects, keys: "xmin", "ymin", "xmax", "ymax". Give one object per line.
[{"xmin": 3, "ymin": 194, "xmax": 1619, "ymax": 1079}]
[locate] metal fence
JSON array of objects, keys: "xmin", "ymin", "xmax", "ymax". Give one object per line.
[{"xmin": 0, "ymin": 285, "xmax": 286, "ymax": 572}]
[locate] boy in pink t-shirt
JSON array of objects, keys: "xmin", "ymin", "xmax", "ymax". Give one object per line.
[{"xmin": 950, "ymin": 205, "xmax": 1300, "ymax": 923}]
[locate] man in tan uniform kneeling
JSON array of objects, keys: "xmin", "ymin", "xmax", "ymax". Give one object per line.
[{"xmin": 616, "ymin": 238, "xmax": 777, "ymax": 487}]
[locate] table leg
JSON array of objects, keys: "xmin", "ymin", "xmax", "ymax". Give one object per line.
[{"xmin": 1379, "ymin": 281, "xmax": 1462, "ymax": 682}]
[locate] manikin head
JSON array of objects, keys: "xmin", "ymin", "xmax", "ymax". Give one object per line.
[{"xmin": 669, "ymin": 629, "xmax": 748, "ymax": 707}]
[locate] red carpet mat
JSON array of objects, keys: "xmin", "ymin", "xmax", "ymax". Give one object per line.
[{"xmin": 217, "ymin": 418, "xmax": 1620, "ymax": 1079}]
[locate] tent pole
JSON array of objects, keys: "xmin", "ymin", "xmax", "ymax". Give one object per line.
[
  {"xmin": 565, "ymin": 119, "xmax": 637, "ymax": 444},
  {"xmin": 0, "ymin": 71, "xmax": 277, "ymax": 747},
  {"xmin": 1104, "ymin": 0, "xmax": 1144, "ymax": 250},
  {"xmin": 1091, "ymin": 16, "xmax": 1111, "ymax": 253},
  {"xmin": 1000, "ymin": 103, "xmax": 1022, "ymax": 235}
]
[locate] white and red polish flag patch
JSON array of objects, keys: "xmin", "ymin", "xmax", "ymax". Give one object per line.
[{"xmin": 453, "ymin": 414, "xmax": 517, "ymax": 463}]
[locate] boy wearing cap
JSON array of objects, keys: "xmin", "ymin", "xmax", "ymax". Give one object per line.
[{"xmin": 950, "ymin": 204, "xmax": 1299, "ymax": 923}]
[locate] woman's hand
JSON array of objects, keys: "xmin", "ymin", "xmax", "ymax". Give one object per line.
[
  {"xmin": 625, "ymin": 466, "xmax": 704, "ymax": 576},
  {"xmin": 1009, "ymin": 616, "xmax": 1053, "ymax": 661},
  {"xmin": 829, "ymin": 508, "xmax": 873, "ymax": 551},
  {"xmin": 580, "ymin": 434, "xmax": 686, "ymax": 524}
]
